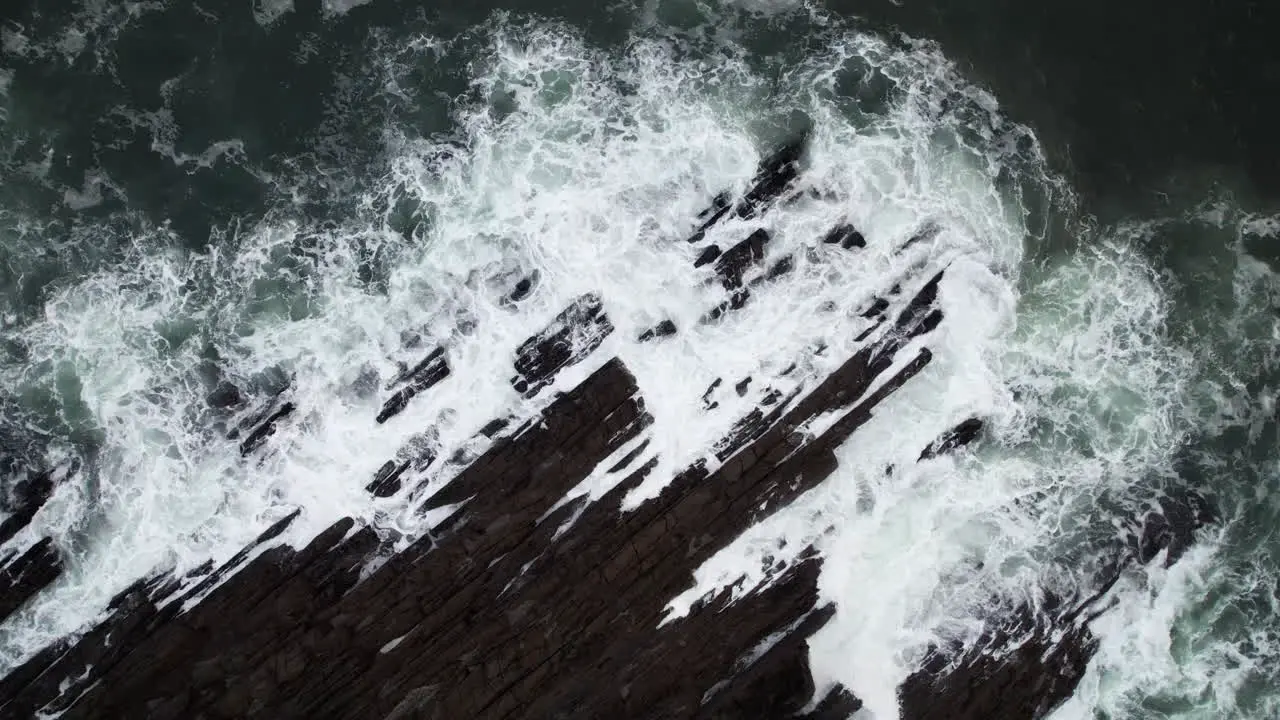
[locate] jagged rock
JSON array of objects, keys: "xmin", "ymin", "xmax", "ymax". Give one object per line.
[
  {"xmin": 697, "ymin": 192, "xmax": 732, "ymax": 221},
  {"xmin": 368, "ymin": 431, "xmax": 440, "ymax": 499},
  {"xmin": 821, "ymin": 223, "xmax": 866, "ymax": 250},
  {"xmin": 0, "ymin": 470, "xmax": 55, "ymax": 548},
  {"xmin": 799, "ymin": 686, "xmax": 863, "ymax": 719},
  {"xmin": 735, "ymin": 134, "xmax": 809, "ymax": 221},
  {"xmin": 715, "ymin": 229, "xmax": 770, "ymax": 289},
  {"xmin": 0, "ymin": 469, "xmax": 63, "ymax": 624},
  {"xmin": 367, "ymin": 460, "xmax": 410, "ymax": 498},
  {"xmin": 860, "ymin": 297, "xmax": 890, "ymax": 319},
  {"xmin": 479, "ymin": 417, "xmax": 512, "ymax": 438},
  {"xmin": 228, "ymin": 386, "xmax": 296, "ymax": 456},
  {"xmin": 0, "ymin": 291, "xmax": 949, "ymax": 719},
  {"xmin": 206, "ymin": 380, "xmax": 245, "ymax": 410},
  {"xmin": 0, "ymin": 537, "xmax": 61, "ymax": 624},
  {"xmin": 377, "ymin": 347, "xmax": 450, "ymax": 424},
  {"xmin": 686, "ymin": 135, "xmax": 809, "ymax": 244},
  {"xmin": 900, "ymin": 222, "xmax": 941, "ymax": 253},
  {"xmin": 0, "ymin": 255, "xmax": 1131, "ymax": 720},
  {"xmin": 702, "ymin": 378, "xmax": 724, "ymax": 410},
  {"xmin": 899, "ymin": 597, "xmax": 1097, "ymax": 720},
  {"xmin": 638, "ymin": 319, "xmax": 678, "ymax": 343},
  {"xmin": 237, "ymin": 402, "xmax": 296, "ymax": 456},
  {"xmin": 1132, "ymin": 488, "xmax": 1215, "ymax": 567},
  {"xmin": 919, "ymin": 418, "xmax": 985, "ymax": 461},
  {"xmin": 694, "ymin": 244, "xmax": 722, "ymax": 267},
  {"xmin": 606, "ymin": 438, "xmax": 651, "ymax": 474},
  {"xmin": 511, "ymin": 293, "xmax": 614, "ymax": 397},
  {"xmin": 756, "ymin": 254, "xmax": 795, "ymax": 283}
]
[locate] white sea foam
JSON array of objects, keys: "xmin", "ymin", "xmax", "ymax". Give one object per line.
[{"xmin": 0, "ymin": 4, "xmax": 1274, "ymax": 719}]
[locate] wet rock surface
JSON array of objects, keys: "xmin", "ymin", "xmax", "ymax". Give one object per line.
[
  {"xmin": 0, "ymin": 469, "xmax": 63, "ymax": 625},
  {"xmin": 511, "ymin": 293, "xmax": 614, "ymax": 398},
  {"xmin": 0, "ymin": 248, "xmax": 1112, "ymax": 720},
  {"xmin": 0, "ymin": 536, "xmax": 61, "ymax": 626},
  {"xmin": 0, "ymin": 141, "xmax": 1151, "ymax": 720},
  {"xmin": 821, "ymin": 224, "xmax": 865, "ymax": 250},
  {"xmin": 377, "ymin": 347, "xmax": 451, "ymax": 424},
  {"xmin": 228, "ymin": 385, "xmax": 298, "ymax": 457},
  {"xmin": 685, "ymin": 135, "xmax": 808, "ymax": 245}
]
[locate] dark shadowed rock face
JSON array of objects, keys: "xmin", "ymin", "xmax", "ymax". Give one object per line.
[
  {"xmin": 821, "ymin": 224, "xmax": 865, "ymax": 250},
  {"xmin": 686, "ymin": 134, "xmax": 809, "ymax": 245}
]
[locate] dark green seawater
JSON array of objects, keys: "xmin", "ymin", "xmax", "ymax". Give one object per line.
[{"xmin": 1, "ymin": 1, "xmax": 1278, "ymax": 718}]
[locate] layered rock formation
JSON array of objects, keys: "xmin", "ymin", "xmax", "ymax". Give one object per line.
[
  {"xmin": 0, "ymin": 137, "xmax": 1202, "ymax": 720},
  {"xmin": 0, "ymin": 468, "xmax": 63, "ymax": 627}
]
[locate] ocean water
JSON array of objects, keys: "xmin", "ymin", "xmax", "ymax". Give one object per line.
[{"xmin": 1, "ymin": 1, "xmax": 1278, "ymax": 718}]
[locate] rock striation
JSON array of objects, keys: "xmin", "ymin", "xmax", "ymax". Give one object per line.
[
  {"xmin": 0, "ymin": 136, "xmax": 1189, "ymax": 720},
  {"xmin": 0, "ymin": 468, "xmax": 63, "ymax": 627}
]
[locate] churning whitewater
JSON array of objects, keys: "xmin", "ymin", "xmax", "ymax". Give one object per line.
[{"xmin": 1, "ymin": 1, "xmax": 1278, "ymax": 718}]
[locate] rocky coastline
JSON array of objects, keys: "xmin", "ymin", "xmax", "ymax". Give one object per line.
[{"xmin": 0, "ymin": 137, "xmax": 1208, "ymax": 719}]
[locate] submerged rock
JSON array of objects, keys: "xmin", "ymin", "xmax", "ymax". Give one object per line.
[
  {"xmin": 228, "ymin": 385, "xmax": 297, "ymax": 457},
  {"xmin": 685, "ymin": 134, "xmax": 809, "ymax": 244},
  {"xmin": 0, "ymin": 470, "xmax": 55, "ymax": 548},
  {"xmin": 919, "ymin": 418, "xmax": 985, "ymax": 461},
  {"xmin": 637, "ymin": 319, "xmax": 678, "ymax": 343},
  {"xmin": 502, "ymin": 270, "xmax": 541, "ymax": 307},
  {"xmin": 821, "ymin": 223, "xmax": 866, "ymax": 250}
]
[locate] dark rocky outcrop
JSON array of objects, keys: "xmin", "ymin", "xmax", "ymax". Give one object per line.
[
  {"xmin": 686, "ymin": 135, "xmax": 808, "ymax": 245},
  {"xmin": 900, "ymin": 223, "xmax": 941, "ymax": 254},
  {"xmin": 502, "ymin": 271, "xmax": 541, "ymax": 308},
  {"xmin": 206, "ymin": 380, "xmax": 246, "ymax": 411},
  {"xmin": 0, "ymin": 470, "xmax": 55, "ymax": 549},
  {"xmin": 821, "ymin": 224, "xmax": 866, "ymax": 250},
  {"xmin": 228, "ymin": 386, "xmax": 297, "ymax": 456},
  {"xmin": 0, "ymin": 264, "xmax": 975, "ymax": 720},
  {"xmin": 899, "ymin": 598, "xmax": 1097, "ymax": 720},
  {"xmin": 694, "ymin": 244, "xmax": 722, "ymax": 268},
  {"xmin": 919, "ymin": 418, "xmax": 985, "ymax": 461},
  {"xmin": 734, "ymin": 135, "xmax": 808, "ymax": 221},
  {"xmin": 511, "ymin": 293, "xmax": 614, "ymax": 398},
  {"xmin": 377, "ymin": 347, "xmax": 450, "ymax": 424},
  {"xmin": 367, "ymin": 430, "xmax": 440, "ymax": 499},
  {"xmin": 0, "ymin": 469, "xmax": 63, "ymax": 625},
  {"xmin": 367, "ymin": 460, "xmax": 411, "ymax": 498},
  {"xmin": 1132, "ymin": 488, "xmax": 1215, "ymax": 567},
  {"xmin": 0, "ymin": 536, "xmax": 61, "ymax": 625},
  {"xmin": 714, "ymin": 229, "xmax": 771, "ymax": 289},
  {"xmin": 0, "ymin": 137, "xmax": 1137, "ymax": 720},
  {"xmin": 637, "ymin": 319, "xmax": 678, "ymax": 343}
]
